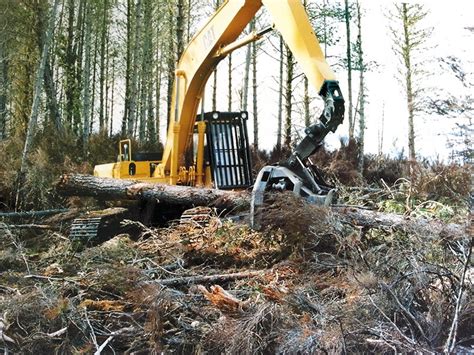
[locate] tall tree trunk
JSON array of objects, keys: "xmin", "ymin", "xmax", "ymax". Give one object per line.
[
  {"xmin": 122, "ymin": 0, "xmax": 133, "ymax": 135},
  {"xmin": 144, "ymin": 0, "xmax": 155, "ymax": 144},
  {"xmin": 128, "ymin": 0, "xmax": 142, "ymax": 137},
  {"xmin": 211, "ymin": 0, "xmax": 221, "ymax": 112},
  {"xmin": 303, "ymin": 77, "xmax": 310, "ymax": 128},
  {"xmin": 65, "ymin": 0, "xmax": 75, "ymax": 128},
  {"xmin": 284, "ymin": 45, "xmax": 294, "ymax": 149},
  {"xmin": 73, "ymin": 0, "xmax": 86, "ymax": 135},
  {"xmin": 99, "ymin": 0, "xmax": 109, "ymax": 132},
  {"xmin": 176, "ymin": 0, "xmax": 185, "ymax": 59},
  {"xmin": 356, "ymin": 0, "xmax": 365, "ymax": 173},
  {"xmin": 323, "ymin": 0, "xmax": 328, "ymax": 57},
  {"xmin": 43, "ymin": 60, "xmax": 61, "ymax": 130},
  {"xmin": 242, "ymin": 21, "xmax": 254, "ymax": 111},
  {"xmin": 140, "ymin": 0, "xmax": 153, "ymax": 143},
  {"xmin": 252, "ymin": 41, "xmax": 258, "ymax": 150},
  {"xmin": 402, "ymin": 3, "xmax": 416, "ymax": 163},
  {"xmin": 345, "ymin": 0, "xmax": 354, "ymax": 139},
  {"xmin": 109, "ymin": 55, "xmax": 115, "ymax": 137},
  {"xmin": 303, "ymin": 0, "xmax": 310, "ymax": 128},
  {"xmin": 105, "ymin": 27, "xmax": 111, "ymax": 135},
  {"xmin": 276, "ymin": 35, "xmax": 283, "ymax": 150},
  {"xmin": 166, "ymin": 4, "xmax": 175, "ymax": 126},
  {"xmin": 155, "ymin": 37, "xmax": 163, "ymax": 143},
  {"xmin": 35, "ymin": 1, "xmax": 61, "ymax": 131},
  {"xmin": 186, "ymin": 0, "xmax": 191, "ymax": 43},
  {"xmin": 90, "ymin": 33, "xmax": 99, "ymax": 133},
  {"xmin": 0, "ymin": 44, "xmax": 8, "ymax": 140},
  {"xmin": 82, "ymin": 0, "xmax": 93, "ymax": 154},
  {"xmin": 228, "ymin": 54, "xmax": 232, "ymax": 111},
  {"xmin": 378, "ymin": 102, "xmax": 385, "ymax": 156},
  {"xmin": 17, "ymin": 0, "xmax": 60, "ymax": 208},
  {"xmin": 212, "ymin": 69, "xmax": 217, "ymax": 111}
]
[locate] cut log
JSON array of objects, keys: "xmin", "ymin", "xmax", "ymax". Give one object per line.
[
  {"xmin": 56, "ymin": 174, "xmax": 467, "ymax": 239},
  {"xmin": 56, "ymin": 174, "xmax": 250, "ymax": 211},
  {"xmin": 331, "ymin": 206, "xmax": 467, "ymax": 240}
]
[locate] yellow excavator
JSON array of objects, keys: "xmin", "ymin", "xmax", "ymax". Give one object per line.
[{"xmin": 94, "ymin": 0, "xmax": 344, "ymax": 212}]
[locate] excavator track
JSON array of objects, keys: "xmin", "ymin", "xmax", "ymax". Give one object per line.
[
  {"xmin": 69, "ymin": 217, "xmax": 102, "ymax": 242},
  {"xmin": 68, "ymin": 208, "xmax": 130, "ymax": 244}
]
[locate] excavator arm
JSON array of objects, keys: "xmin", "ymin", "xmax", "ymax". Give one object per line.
[{"xmin": 157, "ymin": 0, "xmax": 344, "ymax": 184}]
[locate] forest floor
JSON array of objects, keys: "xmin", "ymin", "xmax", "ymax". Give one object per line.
[{"xmin": 0, "ymin": 174, "xmax": 472, "ymax": 354}]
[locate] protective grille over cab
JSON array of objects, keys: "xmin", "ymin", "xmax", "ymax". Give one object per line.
[{"xmin": 203, "ymin": 111, "xmax": 253, "ymax": 189}]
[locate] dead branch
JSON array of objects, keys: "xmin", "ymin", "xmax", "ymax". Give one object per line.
[
  {"xmin": 0, "ymin": 224, "xmax": 56, "ymax": 230},
  {"xmin": 0, "ymin": 209, "xmax": 69, "ymax": 219},
  {"xmin": 444, "ymin": 236, "xmax": 473, "ymax": 353},
  {"xmin": 155, "ymin": 270, "xmax": 264, "ymax": 286}
]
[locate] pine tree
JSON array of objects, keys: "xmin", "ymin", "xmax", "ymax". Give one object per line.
[{"xmin": 391, "ymin": 3, "xmax": 431, "ymax": 164}]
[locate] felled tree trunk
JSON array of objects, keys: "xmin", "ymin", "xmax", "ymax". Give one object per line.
[
  {"xmin": 56, "ymin": 174, "xmax": 250, "ymax": 211},
  {"xmin": 56, "ymin": 174, "xmax": 467, "ymax": 239}
]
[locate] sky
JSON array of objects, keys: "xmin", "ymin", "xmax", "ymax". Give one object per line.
[{"xmin": 153, "ymin": 1, "xmax": 474, "ymax": 160}]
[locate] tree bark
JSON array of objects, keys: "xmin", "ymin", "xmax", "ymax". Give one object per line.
[
  {"xmin": 303, "ymin": 76, "xmax": 310, "ymax": 128},
  {"xmin": 44, "ymin": 60, "xmax": 61, "ymax": 130},
  {"xmin": 90, "ymin": 33, "xmax": 99, "ymax": 133},
  {"xmin": 303, "ymin": 0, "xmax": 310, "ymax": 129},
  {"xmin": 16, "ymin": 0, "xmax": 60, "ymax": 209},
  {"xmin": 82, "ymin": 1, "xmax": 92, "ymax": 154},
  {"xmin": 19, "ymin": 0, "xmax": 60, "ymax": 175},
  {"xmin": 241, "ymin": 21, "xmax": 254, "ymax": 111},
  {"xmin": 356, "ymin": 0, "xmax": 365, "ymax": 173},
  {"xmin": 73, "ymin": 0, "xmax": 86, "ymax": 135},
  {"xmin": 345, "ymin": 0, "xmax": 354, "ymax": 139},
  {"xmin": 128, "ymin": 0, "xmax": 142, "ymax": 137},
  {"xmin": 402, "ymin": 3, "xmax": 416, "ymax": 164},
  {"xmin": 99, "ymin": 0, "xmax": 109, "ymax": 133},
  {"xmin": 56, "ymin": 174, "xmax": 467, "ymax": 240},
  {"xmin": 228, "ymin": 54, "xmax": 232, "ymax": 111},
  {"xmin": 276, "ymin": 35, "xmax": 283, "ymax": 150},
  {"xmin": 252, "ymin": 40, "xmax": 258, "ymax": 150},
  {"xmin": 0, "ymin": 43, "xmax": 8, "ymax": 140},
  {"xmin": 122, "ymin": 0, "xmax": 133, "ymax": 135},
  {"xmin": 284, "ymin": 45, "xmax": 294, "ymax": 149},
  {"xmin": 35, "ymin": 1, "xmax": 61, "ymax": 131},
  {"xmin": 65, "ymin": 0, "xmax": 76, "ymax": 128},
  {"xmin": 56, "ymin": 174, "xmax": 250, "ymax": 211},
  {"xmin": 166, "ymin": 3, "xmax": 175, "ymax": 127},
  {"xmin": 155, "ymin": 38, "xmax": 163, "ymax": 143}
]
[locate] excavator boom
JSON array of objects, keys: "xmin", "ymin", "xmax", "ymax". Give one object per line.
[
  {"xmin": 94, "ymin": 0, "xmax": 344, "ymax": 210},
  {"xmin": 159, "ymin": 0, "xmax": 344, "ymax": 183}
]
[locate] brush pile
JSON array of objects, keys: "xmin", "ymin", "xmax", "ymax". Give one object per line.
[{"xmin": 0, "ymin": 182, "xmax": 471, "ymax": 353}]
